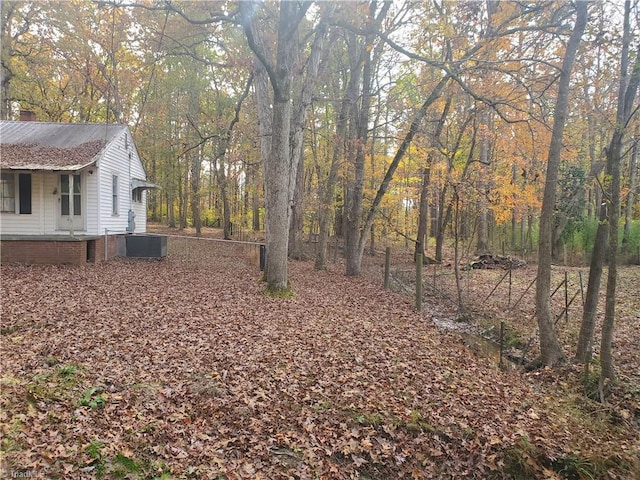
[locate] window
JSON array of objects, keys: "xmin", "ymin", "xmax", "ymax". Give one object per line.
[
  {"xmin": 1, "ymin": 173, "xmax": 15, "ymax": 212},
  {"xmin": 112, "ymin": 175, "xmax": 119, "ymax": 215},
  {"xmin": 132, "ymin": 188, "xmax": 142, "ymax": 203},
  {"xmin": 1, "ymin": 172, "xmax": 31, "ymax": 214},
  {"xmin": 19, "ymin": 174, "xmax": 32, "ymax": 214},
  {"xmin": 60, "ymin": 174, "xmax": 80, "ymax": 216}
]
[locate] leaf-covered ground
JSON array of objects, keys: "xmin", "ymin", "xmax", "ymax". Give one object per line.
[{"xmin": 1, "ymin": 238, "xmax": 638, "ymax": 479}]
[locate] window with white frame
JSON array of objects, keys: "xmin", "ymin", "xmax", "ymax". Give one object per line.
[
  {"xmin": 1, "ymin": 173, "xmax": 16, "ymax": 212},
  {"xmin": 132, "ymin": 188, "xmax": 142, "ymax": 203}
]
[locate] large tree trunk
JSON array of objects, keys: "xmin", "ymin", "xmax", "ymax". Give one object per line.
[
  {"xmin": 242, "ymin": 1, "xmax": 310, "ymax": 292},
  {"xmin": 263, "ymin": 96, "xmax": 293, "ymax": 289},
  {"xmin": 534, "ymin": 2, "xmax": 587, "ymax": 366},
  {"xmin": 250, "ymin": 164, "xmax": 261, "ymax": 232}
]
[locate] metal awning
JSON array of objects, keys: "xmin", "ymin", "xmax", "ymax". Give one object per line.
[{"xmin": 131, "ymin": 179, "xmax": 160, "ymax": 190}]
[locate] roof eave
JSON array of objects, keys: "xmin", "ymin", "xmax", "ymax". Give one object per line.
[{"xmin": 1, "ymin": 159, "xmax": 97, "ymax": 172}]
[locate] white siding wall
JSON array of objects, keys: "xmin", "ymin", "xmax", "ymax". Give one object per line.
[
  {"xmin": 131, "ymin": 190, "xmax": 147, "ymax": 233},
  {"xmin": 42, "ymin": 174, "xmax": 57, "ymax": 233},
  {"xmin": 84, "ymin": 170, "xmax": 99, "ymax": 234},
  {"xmin": 97, "ymin": 130, "xmax": 148, "ymax": 234}
]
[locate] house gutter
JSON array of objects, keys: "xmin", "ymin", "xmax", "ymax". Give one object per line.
[{"xmin": 3, "ymin": 160, "xmax": 98, "ymax": 171}]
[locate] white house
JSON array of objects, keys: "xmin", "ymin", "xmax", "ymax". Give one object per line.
[{"xmin": 0, "ymin": 119, "xmax": 158, "ymax": 264}]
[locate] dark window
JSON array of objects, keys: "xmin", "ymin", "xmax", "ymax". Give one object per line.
[{"xmin": 19, "ymin": 174, "xmax": 31, "ymax": 214}]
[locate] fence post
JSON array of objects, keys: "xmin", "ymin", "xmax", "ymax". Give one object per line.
[
  {"xmin": 433, "ymin": 262, "xmax": 437, "ymax": 289},
  {"xmin": 579, "ymin": 271, "xmax": 585, "ymax": 307},
  {"xmin": 416, "ymin": 253, "xmax": 423, "ymax": 311},
  {"xmin": 499, "ymin": 321, "xmax": 505, "ymax": 369},
  {"xmin": 508, "ymin": 268, "xmax": 512, "ymax": 307},
  {"xmin": 104, "ymin": 228, "xmax": 108, "ymax": 262},
  {"xmin": 384, "ymin": 247, "xmax": 391, "ymax": 289},
  {"xmin": 259, "ymin": 244, "xmax": 266, "ymax": 271},
  {"xmin": 564, "ymin": 271, "xmax": 569, "ymax": 323}
]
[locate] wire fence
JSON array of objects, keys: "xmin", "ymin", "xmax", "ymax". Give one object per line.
[
  {"xmin": 363, "ymin": 245, "xmax": 588, "ymax": 328},
  {"xmin": 162, "ymin": 234, "xmax": 264, "ymax": 272},
  {"xmin": 158, "ymin": 232, "xmax": 587, "ymax": 332}
]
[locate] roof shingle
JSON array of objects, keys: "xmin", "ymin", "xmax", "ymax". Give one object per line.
[{"xmin": 0, "ymin": 121, "xmax": 126, "ymax": 171}]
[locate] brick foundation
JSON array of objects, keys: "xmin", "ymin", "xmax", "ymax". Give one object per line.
[{"xmin": 0, "ymin": 236, "xmax": 122, "ymax": 265}]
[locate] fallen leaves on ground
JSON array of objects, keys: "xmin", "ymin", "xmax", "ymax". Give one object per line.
[{"xmin": 1, "ymin": 239, "xmax": 638, "ymax": 479}]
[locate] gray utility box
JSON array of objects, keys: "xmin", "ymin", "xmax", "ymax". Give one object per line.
[{"xmin": 125, "ymin": 234, "xmax": 167, "ymax": 258}]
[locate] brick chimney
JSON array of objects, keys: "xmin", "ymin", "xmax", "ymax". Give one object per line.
[{"xmin": 19, "ymin": 110, "xmax": 36, "ymax": 121}]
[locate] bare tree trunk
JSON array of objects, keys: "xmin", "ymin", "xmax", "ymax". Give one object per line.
[
  {"xmin": 575, "ymin": 209, "xmax": 607, "ymax": 362},
  {"xmin": 415, "ymin": 97, "xmax": 450, "ymax": 262},
  {"xmin": 476, "ymin": 111, "xmax": 491, "ymax": 255},
  {"xmin": 288, "ymin": 16, "xmax": 332, "ymax": 260},
  {"xmin": 167, "ymin": 190, "xmax": 175, "ymax": 228},
  {"xmin": 191, "ymin": 148, "xmax": 202, "ymax": 236},
  {"xmin": 344, "ymin": 29, "xmax": 374, "ymax": 277},
  {"xmin": 218, "ymin": 167, "xmax": 231, "ymax": 239},
  {"xmin": 577, "ymin": 5, "xmax": 639, "ymax": 368},
  {"xmin": 315, "ymin": 72, "xmax": 354, "ymax": 271},
  {"xmin": 180, "ymin": 166, "xmax": 188, "ymax": 229},
  {"xmin": 622, "ymin": 132, "xmax": 638, "ymax": 250},
  {"xmin": 511, "ymin": 163, "xmax": 518, "ymax": 250},
  {"xmin": 600, "ymin": 4, "xmax": 640, "ymax": 384},
  {"xmin": 0, "ymin": 1, "xmax": 17, "ymax": 120},
  {"xmin": 354, "ymin": 75, "xmax": 451, "ymax": 273},
  {"xmin": 253, "ymin": 60, "xmax": 270, "ymax": 235},
  {"xmin": 434, "ymin": 107, "xmax": 475, "ymax": 262},
  {"xmin": 453, "ymin": 188, "xmax": 464, "ymax": 312},
  {"xmin": 534, "ymin": 1, "xmax": 587, "ymax": 367},
  {"xmin": 416, "ymin": 168, "xmax": 430, "ymax": 261},
  {"xmin": 342, "ymin": 2, "xmax": 392, "ymax": 276}
]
